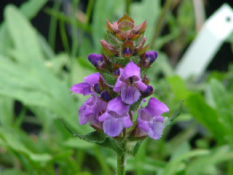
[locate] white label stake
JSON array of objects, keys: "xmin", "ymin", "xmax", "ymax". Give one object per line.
[{"xmin": 175, "ymin": 4, "xmax": 233, "ymax": 79}]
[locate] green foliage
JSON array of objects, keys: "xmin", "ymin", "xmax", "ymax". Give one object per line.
[{"xmin": 0, "ymin": 0, "xmax": 233, "ymax": 175}]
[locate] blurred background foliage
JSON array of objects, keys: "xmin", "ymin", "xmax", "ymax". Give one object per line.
[{"xmin": 0, "ymin": 0, "xmax": 233, "ymax": 174}]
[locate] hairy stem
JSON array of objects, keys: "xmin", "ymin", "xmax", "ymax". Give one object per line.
[{"xmin": 117, "ymin": 141, "xmax": 127, "ymax": 175}]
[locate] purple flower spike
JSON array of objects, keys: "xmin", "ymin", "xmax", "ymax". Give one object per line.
[
  {"xmin": 113, "ymin": 61, "xmax": 147, "ymax": 104},
  {"xmin": 88, "ymin": 53, "xmax": 105, "ymax": 68},
  {"xmin": 79, "ymin": 94, "xmax": 107, "ymax": 128},
  {"xmin": 70, "ymin": 73, "xmax": 102, "ymax": 95},
  {"xmin": 137, "ymin": 97, "xmax": 169, "ymax": 139},
  {"xmin": 144, "ymin": 51, "xmax": 158, "ymax": 67},
  {"xmin": 99, "ymin": 97, "xmax": 132, "ymax": 137}
]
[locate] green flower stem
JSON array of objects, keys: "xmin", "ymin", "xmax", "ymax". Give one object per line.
[
  {"xmin": 125, "ymin": 0, "xmax": 131, "ymax": 15},
  {"xmin": 117, "ymin": 141, "xmax": 127, "ymax": 175}
]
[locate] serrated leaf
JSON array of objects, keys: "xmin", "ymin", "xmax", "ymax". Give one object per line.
[{"xmin": 101, "ymin": 72, "xmax": 117, "ymax": 86}]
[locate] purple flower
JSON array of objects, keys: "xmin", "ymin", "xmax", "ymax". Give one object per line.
[
  {"xmin": 144, "ymin": 51, "xmax": 158, "ymax": 67},
  {"xmin": 113, "ymin": 61, "xmax": 147, "ymax": 104},
  {"xmin": 99, "ymin": 97, "xmax": 132, "ymax": 137},
  {"xmin": 79, "ymin": 94, "xmax": 107, "ymax": 128},
  {"xmin": 88, "ymin": 54, "xmax": 105, "ymax": 69},
  {"xmin": 137, "ymin": 97, "xmax": 169, "ymax": 139},
  {"xmin": 70, "ymin": 73, "xmax": 102, "ymax": 95}
]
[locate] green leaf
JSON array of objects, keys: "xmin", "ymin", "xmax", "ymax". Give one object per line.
[
  {"xmin": 61, "ymin": 118, "xmax": 123, "ymax": 155},
  {"xmin": 5, "ymin": 5, "xmax": 45, "ymax": 63},
  {"xmin": 0, "ymin": 127, "xmax": 52, "ymax": 162},
  {"xmin": 101, "ymin": 72, "xmax": 117, "ymax": 86},
  {"xmin": 1, "ymin": 6, "xmax": 91, "ymax": 134},
  {"xmin": 109, "ymin": 56, "xmax": 129, "ymax": 66},
  {"xmin": 0, "ymin": 169, "xmax": 30, "ymax": 175},
  {"xmin": 170, "ymin": 142, "xmax": 191, "ymax": 161},
  {"xmin": 0, "ymin": 97, "xmax": 14, "ymax": 126},
  {"xmin": 19, "ymin": 0, "xmax": 48, "ymax": 19},
  {"xmin": 0, "ymin": 0, "xmax": 48, "ymax": 56},
  {"xmin": 131, "ymin": 0, "xmax": 160, "ymax": 42},
  {"xmin": 186, "ymin": 94, "xmax": 225, "ymax": 144},
  {"xmin": 92, "ymin": 0, "xmax": 124, "ymax": 52},
  {"xmin": 218, "ymin": 109, "xmax": 233, "ymax": 147},
  {"xmin": 209, "ymin": 79, "xmax": 232, "ymax": 110},
  {"xmin": 131, "ymin": 140, "xmax": 145, "ymax": 156},
  {"xmin": 161, "ymin": 149, "xmax": 209, "ymax": 175},
  {"xmin": 185, "ymin": 146, "xmax": 233, "ymax": 175},
  {"xmin": 167, "ymin": 75, "xmax": 191, "ymax": 100},
  {"xmin": 164, "ymin": 100, "xmax": 183, "ymax": 128},
  {"xmin": 130, "ymin": 98, "xmax": 142, "ymax": 111},
  {"xmin": 64, "ymin": 138, "xmax": 95, "ymax": 149}
]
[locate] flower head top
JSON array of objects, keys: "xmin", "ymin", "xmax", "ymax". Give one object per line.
[{"xmin": 70, "ymin": 14, "xmax": 169, "ymax": 140}]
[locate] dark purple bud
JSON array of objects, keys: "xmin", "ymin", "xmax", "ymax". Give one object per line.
[
  {"xmin": 94, "ymin": 83, "xmax": 101, "ymax": 94},
  {"xmin": 88, "ymin": 53, "xmax": 104, "ymax": 67},
  {"xmin": 101, "ymin": 91, "xmax": 112, "ymax": 102},
  {"xmin": 113, "ymin": 69, "xmax": 120, "ymax": 77},
  {"xmin": 122, "ymin": 48, "xmax": 133, "ymax": 57},
  {"xmin": 142, "ymin": 85, "xmax": 153, "ymax": 97},
  {"xmin": 122, "ymin": 41, "xmax": 133, "ymax": 58},
  {"xmin": 144, "ymin": 51, "xmax": 158, "ymax": 67}
]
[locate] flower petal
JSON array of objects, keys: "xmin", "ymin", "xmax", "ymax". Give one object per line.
[
  {"xmin": 137, "ymin": 109, "xmax": 150, "ymax": 132},
  {"xmin": 147, "ymin": 117, "xmax": 164, "ymax": 140},
  {"xmin": 135, "ymin": 80, "xmax": 147, "ymax": 91},
  {"xmin": 113, "ymin": 68, "xmax": 125, "ymax": 92},
  {"xmin": 121, "ymin": 114, "xmax": 133, "ymax": 128},
  {"xmin": 84, "ymin": 72, "xmax": 101, "ymax": 86},
  {"xmin": 144, "ymin": 97, "xmax": 169, "ymax": 116},
  {"xmin": 107, "ymin": 97, "xmax": 129, "ymax": 115},
  {"xmin": 70, "ymin": 83, "xmax": 91, "ymax": 95},
  {"xmin": 121, "ymin": 85, "xmax": 141, "ymax": 105},
  {"xmin": 99, "ymin": 112, "xmax": 111, "ymax": 122},
  {"xmin": 123, "ymin": 61, "xmax": 140, "ymax": 80},
  {"xmin": 138, "ymin": 108, "xmax": 153, "ymax": 121},
  {"xmin": 103, "ymin": 118, "xmax": 123, "ymax": 137},
  {"xmin": 78, "ymin": 103, "xmax": 89, "ymax": 125}
]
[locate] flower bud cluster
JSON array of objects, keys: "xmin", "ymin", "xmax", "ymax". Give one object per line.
[{"xmin": 70, "ymin": 15, "xmax": 169, "ymax": 140}]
